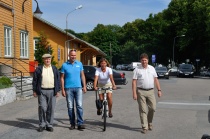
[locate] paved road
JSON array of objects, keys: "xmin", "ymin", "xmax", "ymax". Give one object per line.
[{"xmin": 0, "ymin": 71, "xmax": 210, "ymax": 139}]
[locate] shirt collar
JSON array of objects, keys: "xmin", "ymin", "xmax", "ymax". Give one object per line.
[
  {"xmin": 140, "ymin": 64, "xmax": 149, "ymax": 69},
  {"xmin": 67, "ymin": 60, "xmax": 78, "ymax": 64},
  {"xmin": 43, "ymin": 64, "xmax": 51, "ymax": 68}
]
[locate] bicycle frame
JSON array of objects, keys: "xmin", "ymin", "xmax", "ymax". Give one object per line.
[{"xmin": 98, "ymin": 87, "xmax": 112, "ymax": 131}]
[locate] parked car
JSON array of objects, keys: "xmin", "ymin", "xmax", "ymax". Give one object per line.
[
  {"xmin": 127, "ymin": 64, "xmax": 132, "ymax": 71},
  {"xmin": 121, "ymin": 64, "xmax": 129, "ymax": 70},
  {"xmin": 205, "ymin": 69, "xmax": 210, "ymax": 77},
  {"xmin": 177, "ymin": 64, "xmax": 195, "ymax": 78},
  {"xmin": 200, "ymin": 69, "xmax": 208, "ymax": 76},
  {"xmin": 168, "ymin": 67, "xmax": 178, "ymax": 76},
  {"xmin": 128, "ymin": 62, "xmax": 141, "ymax": 71},
  {"xmin": 116, "ymin": 64, "xmax": 122, "ymax": 70},
  {"xmin": 83, "ymin": 65, "xmax": 127, "ymax": 91},
  {"xmin": 155, "ymin": 66, "xmax": 169, "ymax": 79}
]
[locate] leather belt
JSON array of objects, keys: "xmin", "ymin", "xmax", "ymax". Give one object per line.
[
  {"xmin": 41, "ymin": 88, "xmax": 54, "ymax": 90},
  {"xmin": 138, "ymin": 88, "xmax": 153, "ymax": 91}
]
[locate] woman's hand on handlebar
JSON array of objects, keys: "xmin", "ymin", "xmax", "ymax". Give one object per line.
[
  {"xmin": 94, "ymin": 87, "xmax": 98, "ymax": 91},
  {"xmin": 112, "ymin": 85, "xmax": 117, "ymax": 90}
]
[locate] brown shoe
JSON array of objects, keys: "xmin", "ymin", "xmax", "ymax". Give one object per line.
[
  {"xmin": 109, "ymin": 113, "xmax": 113, "ymax": 118},
  {"xmin": 141, "ymin": 129, "xmax": 147, "ymax": 134},
  {"xmin": 148, "ymin": 125, "xmax": 153, "ymax": 131},
  {"xmin": 37, "ymin": 127, "xmax": 45, "ymax": 132},
  {"xmin": 46, "ymin": 127, "xmax": 53, "ymax": 132},
  {"xmin": 69, "ymin": 125, "xmax": 75, "ymax": 130},
  {"xmin": 78, "ymin": 125, "xmax": 85, "ymax": 131}
]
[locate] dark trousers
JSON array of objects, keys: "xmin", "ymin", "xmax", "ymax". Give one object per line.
[{"xmin": 38, "ymin": 89, "xmax": 56, "ymax": 128}]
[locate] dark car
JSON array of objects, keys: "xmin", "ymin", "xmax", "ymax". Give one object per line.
[
  {"xmin": 168, "ymin": 67, "xmax": 178, "ymax": 76},
  {"xmin": 83, "ymin": 65, "xmax": 127, "ymax": 91},
  {"xmin": 204, "ymin": 69, "xmax": 210, "ymax": 77},
  {"xmin": 177, "ymin": 64, "xmax": 195, "ymax": 78},
  {"xmin": 155, "ymin": 66, "xmax": 169, "ymax": 79},
  {"xmin": 200, "ymin": 69, "xmax": 208, "ymax": 76}
]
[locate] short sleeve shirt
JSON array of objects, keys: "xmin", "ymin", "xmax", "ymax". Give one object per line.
[
  {"xmin": 133, "ymin": 64, "xmax": 157, "ymax": 88},
  {"xmin": 95, "ymin": 67, "xmax": 113, "ymax": 84},
  {"xmin": 60, "ymin": 60, "xmax": 83, "ymax": 88}
]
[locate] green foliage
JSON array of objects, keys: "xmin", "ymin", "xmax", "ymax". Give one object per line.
[
  {"xmin": 34, "ymin": 31, "xmax": 57, "ymax": 66},
  {"xmin": 0, "ymin": 76, "xmax": 13, "ymax": 89},
  {"xmin": 74, "ymin": 0, "xmax": 210, "ymax": 68}
]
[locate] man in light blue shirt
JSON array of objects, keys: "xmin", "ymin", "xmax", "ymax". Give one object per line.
[{"xmin": 60, "ymin": 50, "xmax": 86, "ymax": 131}]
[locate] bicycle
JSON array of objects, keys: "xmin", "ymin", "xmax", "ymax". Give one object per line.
[{"xmin": 96, "ymin": 87, "xmax": 112, "ymax": 131}]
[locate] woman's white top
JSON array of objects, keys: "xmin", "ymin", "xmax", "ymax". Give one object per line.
[{"xmin": 95, "ymin": 67, "xmax": 113, "ymax": 84}]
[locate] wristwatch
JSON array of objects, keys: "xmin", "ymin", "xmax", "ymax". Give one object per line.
[{"xmin": 158, "ymin": 90, "xmax": 161, "ymax": 91}]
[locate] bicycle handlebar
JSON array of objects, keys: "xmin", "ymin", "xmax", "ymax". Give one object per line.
[{"xmin": 98, "ymin": 87, "xmax": 113, "ymax": 91}]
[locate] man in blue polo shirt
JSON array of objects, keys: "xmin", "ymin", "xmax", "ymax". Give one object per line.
[{"xmin": 60, "ymin": 50, "xmax": 87, "ymax": 131}]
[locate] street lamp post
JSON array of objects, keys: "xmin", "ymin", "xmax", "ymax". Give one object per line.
[
  {"xmin": 172, "ymin": 35, "xmax": 185, "ymax": 67},
  {"xmin": 65, "ymin": 5, "xmax": 82, "ymax": 61},
  {"xmin": 22, "ymin": 0, "xmax": 43, "ymax": 17}
]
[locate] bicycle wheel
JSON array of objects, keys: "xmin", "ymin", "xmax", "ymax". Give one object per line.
[{"xmin": 103, "ymin": 101, "xmax": 107, "ymax": 131}]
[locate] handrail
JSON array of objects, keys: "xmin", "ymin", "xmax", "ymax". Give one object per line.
[
  {"xmin": 0, "ymin": 61, "xmax": 23, "ymax": 96},
  {"xmin": 0, "ymin": 58, "xmax": 38, "ymax": 98}
]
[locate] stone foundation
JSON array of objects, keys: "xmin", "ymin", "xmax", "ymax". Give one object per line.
[{"xmin": 0, "ymin": 87, "xmax": 16, "ymax": 106}]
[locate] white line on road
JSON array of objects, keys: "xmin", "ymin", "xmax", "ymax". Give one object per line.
[{"xmin": 158, "ymin": 102, "xmax": 210, "ymax": 106}]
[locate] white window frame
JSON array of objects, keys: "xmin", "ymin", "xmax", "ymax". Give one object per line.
[
  {"xmin": 33, "ymin": 38, "xmax": 39, "ymax": 60},
  {"xmin": 4, "ymin": 26, "xmax": 12, "ymax": 57},
  {"xmin": 20, "ymin": 31, "xmax": 29, "ymax": 58}
]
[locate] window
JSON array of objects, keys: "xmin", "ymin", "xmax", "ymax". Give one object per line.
[
  {"xmin": 4, "ymin": 26, "xmax": 12, "ymax": 56},
  {"xmin": 20, "ymin": 31, "xmax": 28, "ymax": 58},
  {"xmin": 34, "ymin": 38, "xmax": 39, "ymax": 60}
]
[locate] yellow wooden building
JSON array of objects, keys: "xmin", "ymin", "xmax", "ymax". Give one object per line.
[
  {"xmin": 33, "ymin": 16, "xmax": 106, "ymax": 68},
  {"xmin": 0, "ymin": 0, "xmax": 34, "ymax": 76},
  {"xmin": 0, "ymin": 0, "xmax": 105, "ymax": 77}
]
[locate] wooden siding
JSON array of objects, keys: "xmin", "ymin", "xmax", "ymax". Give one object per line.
[
  {"xmin": 0, "ymin": 0, "xmax": 34, "ymax": 76},
  {"xmin": 33, "ymin": 17, "xmax": 83, "ymax": 67}
]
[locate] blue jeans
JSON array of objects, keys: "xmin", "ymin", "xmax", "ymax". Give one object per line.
[{"xmin": 65, "ymin": 88, "xmax": 83, "ymax": 126}]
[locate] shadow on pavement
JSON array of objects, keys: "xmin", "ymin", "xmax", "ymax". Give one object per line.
[
  {"xmin": 0, "ymin": 118, "xmax": 38, "ymax": 130},
  {"xmin": 84, "ymin": 119, "xmax": 141, "ymax": 132}
]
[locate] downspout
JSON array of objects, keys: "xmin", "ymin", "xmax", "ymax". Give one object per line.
[{"xmin": 12, "ymin": 0, "xmax": 16, "ymax": 71}]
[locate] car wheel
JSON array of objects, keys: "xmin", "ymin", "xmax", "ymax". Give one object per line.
[{"xmin": 86, "ymin": 80, "xmax": 94, "ymax": 91}]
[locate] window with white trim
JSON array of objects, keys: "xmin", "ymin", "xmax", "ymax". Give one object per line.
[
  {"xmin": 20, "ymin": 31, "xmax": 28, "ymax": 58},
  {"xmin": 34, "ymin": 38, "xmax": 39, "ymax": 60},
  {"xmin": 4, "ymin": 26, "xmax": 12, "ymax": 56}
]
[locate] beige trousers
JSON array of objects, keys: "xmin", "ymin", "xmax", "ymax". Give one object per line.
[{"xmin": 137, "ymin": 88, "xmax": 156, "ymax": 130}]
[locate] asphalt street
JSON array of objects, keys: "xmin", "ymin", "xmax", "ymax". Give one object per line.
[{"xmin": 0, "ymin": 71, "xmax": 210, "ymax": 139}]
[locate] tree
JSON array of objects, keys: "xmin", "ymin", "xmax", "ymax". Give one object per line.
[{"xmin": 34, "ymin": 31, "xmax": 57, "ymax": 65}]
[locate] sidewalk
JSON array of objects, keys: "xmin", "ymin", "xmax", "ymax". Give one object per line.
[
  {"xmin": 0, "ymin": 85, "xmax": 143, "ymax": 139},
  {"xmin": 1, "ymin": 74, "xmax": 209, "ymax": 139}
]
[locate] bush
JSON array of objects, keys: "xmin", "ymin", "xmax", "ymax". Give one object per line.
[{"xmin": 0, "ymin": 76, "xmax": 13, "ymax": 89}]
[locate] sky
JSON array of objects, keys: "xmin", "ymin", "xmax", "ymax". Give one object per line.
[{"xmin": 33, "ymin": 0, "xmax": 171, "ymax": 33}]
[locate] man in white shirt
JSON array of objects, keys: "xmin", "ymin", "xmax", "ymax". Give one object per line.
[{"xmin": 132, "ymin": 53, "xmax": 162, "ymax": 134}]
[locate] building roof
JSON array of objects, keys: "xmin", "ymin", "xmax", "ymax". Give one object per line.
[{"xmin": 33, "ymin": 15, "xmax": 106, "ymax": 56}]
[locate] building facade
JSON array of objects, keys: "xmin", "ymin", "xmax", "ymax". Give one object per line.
[
  {"xmin": 0, "ymin": 0, "xmax": 34, "ymax": 76},
  {"xmin": 0, "ymin": 0, "xmax": 105, "ymax": 77}
]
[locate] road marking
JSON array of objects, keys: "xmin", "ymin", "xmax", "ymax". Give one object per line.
[{"xmin": 158, "ymin": 102, "xmax": 210, "ymax": 106}]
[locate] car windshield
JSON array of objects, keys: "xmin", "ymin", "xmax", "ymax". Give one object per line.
[
  {"xmin": 179, "ymin": 64, "xmax": 192, "ymax": 69},
  {"xmin": 155, "ymin": 67, "xmax": 167, "ymax": 71}
]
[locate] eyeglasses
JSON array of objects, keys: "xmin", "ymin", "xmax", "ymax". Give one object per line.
[{"xmin": 70, "ymin": 49, "xmax": 76, "ymax": 52}]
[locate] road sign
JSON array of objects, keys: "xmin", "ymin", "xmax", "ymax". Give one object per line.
[{"xmin": 152, "ymin": 55, "xmax": 156, "ymax": 63}]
